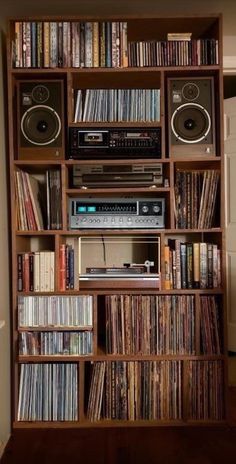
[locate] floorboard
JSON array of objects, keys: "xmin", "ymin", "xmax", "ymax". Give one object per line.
[{"xmin": 1, "ymin": 387, "xmax": 236, "ymax": 464}]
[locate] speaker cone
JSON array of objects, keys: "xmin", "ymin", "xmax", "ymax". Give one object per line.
[
  {"xmin": 21, "ymin": 105, "xmax": 61, "ymax": 146},
  {"xmin": 171, "ymin": 102, "xmax": 211, "ymax": 144}
]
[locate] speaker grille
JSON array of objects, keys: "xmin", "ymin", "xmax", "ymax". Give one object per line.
[
  {"xmin": 21, "ymin": 105, "xmax": 61, "ymax": 146},
  {"xmin": 171, "ymin": 103, "xmax": 211, "ymax": 144}
]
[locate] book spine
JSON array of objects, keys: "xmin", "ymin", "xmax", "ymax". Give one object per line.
[
  {"xmin": 180, "ymin": 243, "xmax": 187, "ymax": 289},
  {"xmin": 17, "ymin": 254, "xmax": 23, "ymax": 291},
  {"xmin": 186, "ymin": 243, "xmax": 193, "ymax": 289},
  {"xmin": 164, "ymin": 245, "xmax": 171, "ymax": 290},
  {"xmin": 193, "ymin": 242, "xmax": 200, "ymax": 289},
  {"xmin": 29, "ymin": 253, "xmax": 34, "ymax": 292},
  {"xmin": 59, "ymin": 244, "xmax": 66, "ymax": 291},
  {"xmin": 85, "ymin": 22, "xmax": 93, "ymax": 67},
  {"xmin": 93, "ymin": 22, "xmax": 99, "ymax": 67},
  {"xmin": 39, "ymin": 251, "xmax": 45, "ymax": 292},
  {"xmin": 33, "ymin": 252, "xmax": 40, "ymax": 292},
  {"xmin": 50, "ymin": 251, "xmax": 55, "ymax": 292},
  {"xmin": 43, "ymin": 22, "xmax": 50, "ymax": 68},
  {"xmin": 31, "ymin": 22, "xmax": 37, "ymax": 68},
  {"xmin": 36, "ymin": 22, "xmax": 43, "ymax": 68}
]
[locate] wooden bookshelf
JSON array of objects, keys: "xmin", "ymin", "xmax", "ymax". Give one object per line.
[{"xmin": 7, "ymin": 14, "xmax": 227, "ymax": 426}]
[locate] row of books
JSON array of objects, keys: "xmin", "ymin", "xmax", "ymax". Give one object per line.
[
  {"xmin": 13, "ymin": 21, "xmax": 128, "ymax": 68},
  {"xmin": 174, "ymin": 169, "xmax": 220, "ymax": 229},
  {"xmin": 17, "ymin": 252, "xmax": 55, "ymax": 292},
  {"xmin": 200, "ymin": 296, "xmax": 221, "ymax": 355},
  {"xmin": 15, "ymin": 169, "xmax": 62, "ymax": 231},
  {"xmin": 87, "ymin": 361, "xmax": 182, "ymax": 421},
  {"xmin": 188, "ymin": 360, "xmax": 224, "ymax": 420},
  {"xmin": 18, "ymin": 295, "xmax": 93, "ymax": 327},
  {"xmin": 74, "ymin": 88, "xmax": 160, "ymax": 122},
  {"xmin": 12, "ymin": 21, "xmax": 219, "ymax": 69},
  {"xmin": 164, "ymin": 240, "xmax": 221, "ymax": 289},
  {"xmin": 18, "ymin": 363, "xmax": 78, "ymax": 421},
  {"xmin": 105, "ymin": 295, "xmax": 195, "ymax": 355},
  {"xmin": 128, "ymin": 39, "xmax": 219, "ymax": 67},
  {"xmin": 19, "ymin": 331, "xmax": 93, "ymax": 356}
]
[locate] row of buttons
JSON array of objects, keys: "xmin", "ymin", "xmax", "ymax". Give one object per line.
[{"xmin": 76, "ymin": 217, "xmax": 158, "ymax": 224}]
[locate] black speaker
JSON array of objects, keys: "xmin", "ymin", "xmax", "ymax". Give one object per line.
[
  {"xmin": 17, "ymin": 80, "xmax": 64, "ymax": 159},
  {"xmin": 168, "ymin": 77, "xmax": 215, "ymax": 157}
]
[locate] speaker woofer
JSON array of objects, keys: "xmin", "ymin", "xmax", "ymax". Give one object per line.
[
  {"xmin": 171, "ymin": 102, "xmax": 211, "ymax": 144},
  {"xmin": 21, "ymin": 105, "xmax": 61, "ymax": 146}
]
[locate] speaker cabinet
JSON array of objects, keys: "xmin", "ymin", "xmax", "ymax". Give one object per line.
[
  {"xmin": 17, "ymin": 80, "xmax": 65, "ymax": 159},
  {"xmin": 167, "ymin": 77, "xmax": 216, "ymax": 157}
]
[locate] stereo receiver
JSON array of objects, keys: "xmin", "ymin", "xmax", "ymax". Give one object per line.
[
  {"xmin": 69, "ymin": 198, "xmax": 165, "ymax": 229},
  {"xmin": 68, "ymin": 128, "xmax": 161, "ymax": 159},
  {"xmin": 72, "ymin": 163, "xmax": 163, "ymax": 188}
]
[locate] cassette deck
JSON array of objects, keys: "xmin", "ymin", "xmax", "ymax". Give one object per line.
[{"xmin": 68, "ymin": 127, "xmax": 161, "ymax": 159}]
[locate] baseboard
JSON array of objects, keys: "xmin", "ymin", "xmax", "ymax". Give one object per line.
[{"xmin": 0, "ymin": 435, "xmax": 10, "ymax": 459}]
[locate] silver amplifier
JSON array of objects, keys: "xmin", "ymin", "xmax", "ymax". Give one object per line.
[
  {"xmin": 72, "ymin": 163, "xmax": 163, "ymax": 188},
  {"xmin": 69, "ymin": 198, "xmax": 165, "ymax": 229}
]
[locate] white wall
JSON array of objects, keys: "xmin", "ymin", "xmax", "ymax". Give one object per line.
[{"xmin": 0, "ymin": 0, "xmax": 235, "ymax": 448}]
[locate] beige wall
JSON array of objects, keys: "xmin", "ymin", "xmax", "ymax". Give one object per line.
[
  {"xmin": 0, "ymin": 16, "xmax": 10, "ymax": 452},
  {"xmin": 0, "ymin": 0, "xmax": 235, "ymax": 447}
]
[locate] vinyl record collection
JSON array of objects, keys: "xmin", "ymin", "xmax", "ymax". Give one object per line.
[
  {"xmin": 19, "ymin": 331, "xmax": 93, "ymax": 356},
  {"xmin": 17, "ymin": 363, "xmax": 78, "ymax": 421},
  {"xmin": 18, "ymin": 295, "xmax": 93, "ymax": 327},
  {"xmin": 105, "ymin": 294, "xmax": 195, "ymax": 355},
  {"xmin": 174, "ymin": 169, "xmax": 220, "ymax": 229},
  {"xmin": 87, "ymin": 360, "xmax": 182, "ymax": 421},
  {"xmin": 74, "ymin": 88, "xmax": 160, "ymax": 122}
]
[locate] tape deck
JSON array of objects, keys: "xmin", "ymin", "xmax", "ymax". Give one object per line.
[{"xmin": 68, "ymin": 127, "xmax": 161, "ymax": 159}]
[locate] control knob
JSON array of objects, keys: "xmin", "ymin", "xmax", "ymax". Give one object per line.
[
  {"xmin": 153, "ymin": 204, "xmax": 160, "ymax": 213},
  {"xmin": 141, "ymin": 205, "xmax": 149, "ymax": 213}
]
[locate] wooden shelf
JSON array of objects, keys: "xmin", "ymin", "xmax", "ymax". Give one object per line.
[
  {"xmin": 69, "ymin": 121, "xmax": 162, "ymax": 128},
  {"xmin": 18, "ymin": 354, "xmax": 226, "ymax": 363},
  {"xmin": 65, "ymin": 158, "xmax": 170, "ymax": 165},
  {"xmin": 15, "ymin": 228, "xmax": 222, "ymax": 236},
  {"xmin": 13, "ymin": 157, "xmax": 221, "ymax": 166},
  {"xmin": 13, "ymin": 418, "xmax": 226, "ymax": 429},
  {"xmin": 164, "ymin": 228, "xmax": 222, "ymax": 233},
  {"xmin": 16, "ymin": 288, "xmax": 224, "ymax": 296},
  {"xmin": 8, "ymin": 14, "xmax": 226, "ymax": 428},
  {"xmin": 11, "ymin": 65, "xmax": 220, "ymax": 74},
  {"xmin": 18, "ymin": 326, "xmax": 93, "ymax": 332},
  {"xmin": 66, "ymin": 187, "xmax": 170, "ymax": 195}
]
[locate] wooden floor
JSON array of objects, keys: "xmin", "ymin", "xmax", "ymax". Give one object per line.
[{"xmin": 1, "ymin": 388, "xmax": 236, "ymax": 464}]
